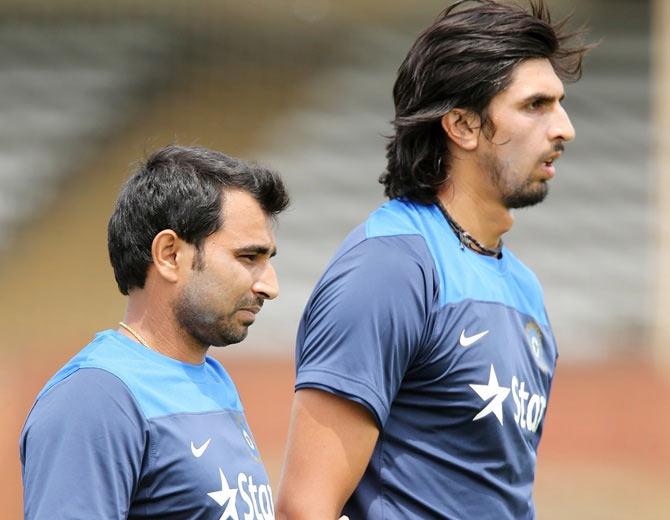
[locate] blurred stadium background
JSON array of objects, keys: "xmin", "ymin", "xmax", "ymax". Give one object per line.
[{"xmin": 1, "ymin": 0, "xmax": 668, "ymax": 517}]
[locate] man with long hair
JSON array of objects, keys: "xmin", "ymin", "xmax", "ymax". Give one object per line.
[{"xmin": 277, "ymin": 1, "xmax": 590, "ymax": 518}]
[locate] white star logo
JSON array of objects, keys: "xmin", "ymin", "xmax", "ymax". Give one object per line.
[
  {"xmin": 469, "ymin": 364, "xmax": 511, "ymax": 425},
  {"xmin": 207, "ymin": 468, "xmax": 239, "ymax": 520}
]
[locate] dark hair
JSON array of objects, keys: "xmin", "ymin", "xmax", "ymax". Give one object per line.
[
  {"xmin": 381, "ymin": 0, "xmax": 592, "ymax": 203},
  {"xmin": 108, "ymin": 145, "xmax": 290, "ymax": 295}
]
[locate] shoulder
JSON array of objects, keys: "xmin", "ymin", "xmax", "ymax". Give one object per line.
[
  {"xmin": 326, "ymin": 199, "xmax": 442, "ymax": 275},
  {"xmin": 21, "ymin": 367, "xmax": 146, "ymax": 460},
  {"xmin": 32, "ymin": 365, "xmax": 139, "ymax": 413},
  {"xmin": 20, "ymin": 365, "xmax": 148, "ymax": 518},
  {"xmin": 302, "ymin": 200, "xmax": 452, "ymax": 322},
  {"xmin": 25, "ymin": 332, "xmax": 152, "ymax": 438},
  {"xmin": 365, "ymin": 198, "xmax": 438, "ymax": 238},
  {"xmin": 36, "ymin": 330, "xmax": 243, "ymax": 421},
  {"xmin": 34, "ymin": 330, "xmax": 145, "ymax": 409}
]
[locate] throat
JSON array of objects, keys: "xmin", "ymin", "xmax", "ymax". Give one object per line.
[{"xmin": 435, "ymin": 199, "xmax": 503, "ymax": 258}]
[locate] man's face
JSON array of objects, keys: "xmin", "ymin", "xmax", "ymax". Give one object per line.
[
  {"xmin": 477, "ymin": 58, "xmax": 575, "ymax": 209},
  {"xmin": 173, "ymin": 189, "xmax": 278, "ymax": 348}
]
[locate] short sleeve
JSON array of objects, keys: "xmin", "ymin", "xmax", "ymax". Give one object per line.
[
  {"xmin": 20, "ymin": 368, "xmax": 148, "ymax": 520},
  {"xmin": 295, "ymin": 235, "xmax": 435, "ymax": 427}
]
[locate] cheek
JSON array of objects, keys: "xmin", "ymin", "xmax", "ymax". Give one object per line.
[
  {"xmin": 497, "ymin": 139, "xmax": 537, "ymax": 174},
  {"xmin": 186, "ymin": 269, "xmax": 234, "ymax": 309},
  {"xmin": 183, "ymin": 274, "xmax": 218, "ymax": 308},
  {"xmin": 208, "ymin": 262, "xmax": 254, "ymax": 297}
]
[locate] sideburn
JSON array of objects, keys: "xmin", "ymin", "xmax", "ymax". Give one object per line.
[{"xmin": 192, "ymin": 244, "xmax": 206, "ymax": 271}]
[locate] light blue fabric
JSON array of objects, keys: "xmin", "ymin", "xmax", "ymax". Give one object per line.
[
  {"xmin": 38, "ymin": 330, "xmax": 243, "ymax": 419},
  {"xmin": 366, "ymin": 199, "xmax": 549, "ymax": 326}
]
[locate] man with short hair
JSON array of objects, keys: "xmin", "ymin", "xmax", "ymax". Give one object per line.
[
  {"xmin": 21, "ymin": 145, "xmax": 289, "ymax": 519},
  {"xmin": 276, "ymin": 1, "xmax": 590, "ymax": 518}
]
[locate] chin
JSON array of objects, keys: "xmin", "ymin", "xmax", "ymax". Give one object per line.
[
  {"xmin": 221, "ymin": 328, "xmax": 249, "ymax": 347},
  {"xmin": 504, "ymin": 185, "xmax": 548, "ymax": 209},
  {"xmin": 192, "ymin": 325, "xmax": 249, "ymax": 349}
]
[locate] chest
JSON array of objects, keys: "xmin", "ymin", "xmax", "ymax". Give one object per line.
[
  {"xmin": 132, "ymin": 410, "xmax": 274, "ymax": 520},
  {"xmin": 402, "ymin": 300, "xmax": 557, "ymax": 438}
]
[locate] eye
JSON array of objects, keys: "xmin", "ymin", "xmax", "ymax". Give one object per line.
[
  {"xmin": 527, "ymin": 100, "xmax": 541, "ymax": 111},
  {"xmin": 238, "ymin": 254, "xmax": 258, "ymax": 264}
]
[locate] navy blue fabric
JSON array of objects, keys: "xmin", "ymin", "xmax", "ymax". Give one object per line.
[
  {"xmin": 296, "ymin": 199, "xmax": 558, "ymax": 519},
  {"xmin": 21, "ymin": 330, "xmax": 273, "ymax": 520}
]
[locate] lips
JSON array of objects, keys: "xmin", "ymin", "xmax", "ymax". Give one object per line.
[
  {"xmin": 542, "ymin": 143, "xmax": 565, "ymax": 166},
  {"xmin": 540, "ymin": 161, "xmax": 556, "ymax": 179},
  {"xmin": 236, "ymin": 302, "xmax": 263, "ymax": 325},
  {"xmin": 236, "ymin": 296, "xmax": 264, "ymax": 325},
  {"xmin": 236, "ymin": 308, "xmax": 260, "ymax": 327},
  {"xmin": 539, "ymin": 149, "xmax": 563, "ymax": 179}
]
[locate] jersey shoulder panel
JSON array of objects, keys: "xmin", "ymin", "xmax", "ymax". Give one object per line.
[
  {"xmin": 38, "ymin": 330, "xmax": 243, "ymax": 420},
  {"xmin": 366, "ymin": 198, "xmax": 549, "ymax": 325}
]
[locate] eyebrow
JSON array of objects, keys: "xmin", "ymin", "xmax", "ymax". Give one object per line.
[
  {"xmin": 234, "ymin": 245, "xmax": 277, "ymax": 258},
  {"xmin": 522, "ymin": 92, "xmax": 566, "ymax": 104}
]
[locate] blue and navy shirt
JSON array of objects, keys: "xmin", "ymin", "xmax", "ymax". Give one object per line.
[
  {"xmin": 20, "ymin": 330, "xmax": 273, "ymax": 520},
  {"xmin": 296, "ymin": 199, "xmax": 557, "ymax": 519}
]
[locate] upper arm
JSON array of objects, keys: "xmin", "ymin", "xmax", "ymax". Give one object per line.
[
  {"xmin": 20, "ymin": 368, "xmax": 147, "ymax": 519},
  {"xmin": 275, "ymin": 388, "xmax": 379, "ymax": 519},
  {"xmin": 278, "ymin": 236, "xmax": 434, "ymax": 518},
  {"xmin": 296, "ymin": 236, "xmax": 433, "ymax": 426}
]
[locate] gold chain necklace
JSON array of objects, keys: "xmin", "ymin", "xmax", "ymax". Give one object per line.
[{"xmin": 119, "ymin": 321, "xmax": 155, "ymax": 352}]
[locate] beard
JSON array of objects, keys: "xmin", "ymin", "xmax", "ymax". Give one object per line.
[
  {"xmin": 483, "ymin": 153, "xmax": 549, "ymax": 209},
  {"xmin": 500, "ymin": 177, "xmax": 548, "ymax": 209},
  {"xmin": 173, "ymin": 277, "xmax": 260, "ymax": 349}
]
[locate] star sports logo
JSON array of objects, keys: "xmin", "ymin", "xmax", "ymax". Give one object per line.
[
  {"xmin": 190, "ymin": 422, "xmax": 271, "ymax": 519},
  {"xmin": 207, "ymin": 468, "xmax": 275, "ymax": 520},
  {"xmin": 469, "ymin": 364, "xmax": 547, "ymax": 432}
]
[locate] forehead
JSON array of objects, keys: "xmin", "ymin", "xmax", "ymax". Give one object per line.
[
  {"xmin": 493, "ymin": 58, "xmax": 565, "ymax": 104},
  {"xmin": 211, "ymin": 189, "xmax": 275, "ymax": 246}
]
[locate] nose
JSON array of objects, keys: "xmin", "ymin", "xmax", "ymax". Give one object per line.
[
  {"xmin": 550, "ymin": 104, "xmax": 575, "ymax": 143},
  {"xmin": 252, "ymin": 262, "xmax": 279, "ymax": 301}
]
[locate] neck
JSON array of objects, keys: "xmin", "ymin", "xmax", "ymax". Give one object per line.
[
  {"xmin": 119, "ymin": 289, "xmax": 208, "ymax": 365},
  {"xmin": 437, "ymin": 175, "xmax": 513, "ymax": 250},
  {"xmin": 435, "ymin": 199, "xmax": 503, "ymax": 257}
]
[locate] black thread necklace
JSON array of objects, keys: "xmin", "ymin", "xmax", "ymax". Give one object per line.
[{"xmin": 435, "ymin": 199, "xmax": 503, "ymax": 258}]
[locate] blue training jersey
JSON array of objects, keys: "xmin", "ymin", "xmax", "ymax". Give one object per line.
[
  {"xmin": 20, "ymin": 329, "xmax": 274, "ymax": 520},
  {"xmin": 295, "ymin": 199, "xmax": 557, "ymax": 519}
]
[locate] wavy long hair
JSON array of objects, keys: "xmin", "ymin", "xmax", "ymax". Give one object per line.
[{"xmin": 380, "ymin": 0, "xmax": 592, "ymax": 203}]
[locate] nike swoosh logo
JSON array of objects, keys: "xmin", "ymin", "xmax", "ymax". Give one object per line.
[
  {"xmin": 191, "ymin": 438, "xmax": 211, "ymax": 458},
  {"xmin": 460, "ymin": 329, "xmax": 489, "ymax": 347}
]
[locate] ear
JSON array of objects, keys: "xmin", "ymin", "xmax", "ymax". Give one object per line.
[
  {"xmin": 151, "ymin": 230, "xmax": 194, "ymax": 284},
  {"xmin": 441, "ymin": 109, "xmax": 480, "ymax": 151}
]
